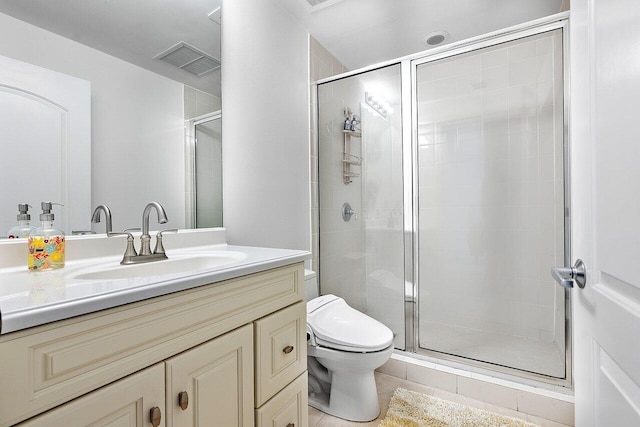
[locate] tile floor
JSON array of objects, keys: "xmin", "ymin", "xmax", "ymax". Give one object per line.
[{"xmin": 308, "ymin": 372, "xmax": 572, "ymax": 427}]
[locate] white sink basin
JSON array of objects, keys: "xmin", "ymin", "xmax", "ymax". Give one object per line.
[{"xmin": 70, "ymin": 252, "xmax": 247, "ymax": 281}]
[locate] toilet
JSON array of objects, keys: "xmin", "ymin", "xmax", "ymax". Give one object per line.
[{"xmin": 304, "ymin": 270, "xmax": 394, "ymax": 422}]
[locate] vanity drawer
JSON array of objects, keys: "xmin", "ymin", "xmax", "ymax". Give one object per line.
[
  {"xmin": 254, "ymin": 301, "xmax": 307, "ymax": 407},
  {"xmin": 255, "ymin": 372, "xmax": 308, "ymax": 427},
  {"xmin": 0, "ymin": 262, "xmax": 304, "ymax": 427}
]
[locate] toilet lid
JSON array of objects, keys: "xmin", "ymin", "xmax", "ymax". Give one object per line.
[{"xmin": 307, "ymin": 295, "xmax": 393, "ymax": 352}]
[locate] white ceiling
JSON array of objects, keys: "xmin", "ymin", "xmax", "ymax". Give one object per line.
[
  {"xmin": 0, "ymin": 0, "xmax": 565, "ymax": 99},
  {"xmin": 275, "ymin": 0, "xmax": 566, "ymax": 71},
  {"xmin": 0, "ymin": 0, "xmax": 222, "ymax": 96}
]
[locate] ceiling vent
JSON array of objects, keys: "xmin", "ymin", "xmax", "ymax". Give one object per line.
[
  {"xmin": 305, "ymin": 0, "xmax": 346, "ymax": 13},
  {"xmin": 154, "ymin": 42, "xmax": 220, "ymax": 77}
]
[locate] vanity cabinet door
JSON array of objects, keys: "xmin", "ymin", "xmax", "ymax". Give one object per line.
[
  {"xmin": 165, "ymin": 324, "xmax": 254, "ymax": 427},
  {"xmin": 18, "ymin": 364, "xmax": 165, "ymax": 427}
]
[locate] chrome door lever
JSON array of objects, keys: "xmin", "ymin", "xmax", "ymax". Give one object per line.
[{"xmin": 551, "ymin": 259, "xmax": 586, "ymax": 289}]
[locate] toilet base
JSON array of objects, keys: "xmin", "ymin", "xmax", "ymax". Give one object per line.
[
  {"xmin": 308, "ymin": 390, "xmax": 331, "ymax": 415},
  {"xmin": 308, "ymin": 370, "xmax": 380, "ymax": 422},
  {"xmin": 307, "ymin": 343, "xmax": 393, "ymax": 422}
]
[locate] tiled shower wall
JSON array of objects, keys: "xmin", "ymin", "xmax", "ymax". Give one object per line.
[
  {"xmin": 309, "ymin": 37, "xmax": 349, "ymax": 271},
  {"xmin": 184, "ymin": 85, "xmax": 221, "ymax": 120},
  {"xmin": 360, "ymin": 73, "xmax": 405, "ymax": 348},
  {"xmin": 312, "ymin": 39, "xmax": 406, "ymax": 341},
  {"xmin": 416, "ymin": 30, "xmax": 566, "ymax": 376},
  {"xmin": 316, "ymin": 76, "xmax": 368, "ymax": 311}
]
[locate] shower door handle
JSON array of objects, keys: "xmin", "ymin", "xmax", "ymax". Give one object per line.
[{"xmin": 551, "ymin": 259, "xmax": 586, "ymax": 289}]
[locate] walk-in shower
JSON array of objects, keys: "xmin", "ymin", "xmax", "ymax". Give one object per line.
[
  {"xmin": 186, "ymin": 111, "xmax": 223, "ymax": 229},
  {"xmin": 315, "ymin": 18, "xmax": 569, "ymax": 384}
]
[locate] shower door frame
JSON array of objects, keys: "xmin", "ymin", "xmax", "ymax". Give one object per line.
[
  {"xmin": 313, "ymin": 12, "xmax": 571, "ymax": 387},
  {"xmin": 185, "ymin": 110, "xmax": 222, "ymax": 229},
  {"xmin": 406, "ymin": 17, "xmax": 572, "ymax": 387}
]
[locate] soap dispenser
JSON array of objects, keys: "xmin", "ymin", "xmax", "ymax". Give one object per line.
[
  {"xmin": 28, "ymin": 202, "xmax": 65, "ymax": 271},
  {"xmin": 7, "ymin": 203, "xmax": 36, "ymax": 238}
]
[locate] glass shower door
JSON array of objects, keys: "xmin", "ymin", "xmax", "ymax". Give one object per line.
[
  {"xmin": 195, "ymin": 114, "xmax": 223, "ymax": 228},
  {"xmin": 415, "ymin": 29, "xmax": 567, "ymax": 378},
  {"xmin": 317, "ymin": 64, "xmax": 406, "ymax": 349}
]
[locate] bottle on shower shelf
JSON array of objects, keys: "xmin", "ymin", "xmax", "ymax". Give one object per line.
[
  {"xmin": 350, "ymin": 115, "xmax": 360, "ymax": 131},
  {"xmin": 344, "ymin": 116, "xmax": 352, "ymax": 131}
]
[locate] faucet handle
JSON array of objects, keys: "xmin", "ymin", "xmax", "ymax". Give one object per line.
[
  {"xmin": 154, "ymin": 228, "xmax": 178, "ymax": 255},
  {"xmin": 157, "ymin": 228, "xmax": 178, "ymax": 237},
  {"xmin": 108, "ymin": 231, "xmax": 134, "ymax": 239},
  {"xmin": 108, "ymin": 232, "xmax": 138, "ymax": 261},
  {"xmin": 123, "ymin": 227, "xmax": 141, "ymax": 233}
]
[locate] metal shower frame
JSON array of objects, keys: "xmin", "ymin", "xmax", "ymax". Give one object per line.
[{"xmin": 314, "ymin": 11, "xmax": 572, "ymax": 388}]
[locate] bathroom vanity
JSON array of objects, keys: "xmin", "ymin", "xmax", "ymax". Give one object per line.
[{"xmin": 0, "ymin": 229, "xmax": 309, "ymax": 427}]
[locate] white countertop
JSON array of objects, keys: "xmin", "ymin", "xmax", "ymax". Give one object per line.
[{"xmin": 0, "ymin": 229, "xmax": 309, "ymax": 334}]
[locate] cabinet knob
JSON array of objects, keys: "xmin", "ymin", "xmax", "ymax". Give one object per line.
[
  {"xmin": 286, "ymin": 423, "xmax": 295, "ymax": 427},
  {"xmin": 149, "ymin": 406, "xmax": 162, "ymax": 427},
  {"xmin": 178, "ymin": 391, "xmax": 189, "ymax": 410},
  {"xmin": 283, "ymin": 345, "xmax": 294, "ymax": 354}
]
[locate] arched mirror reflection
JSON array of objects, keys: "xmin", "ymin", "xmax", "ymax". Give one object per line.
[{"xmin": 0, "ymin": 0, "xmax": 222, "ymax": 235}]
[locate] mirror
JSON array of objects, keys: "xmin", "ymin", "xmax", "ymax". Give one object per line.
[{"xmin": 0, "ymin": 0, "xmax": 222, "ymax": 235}]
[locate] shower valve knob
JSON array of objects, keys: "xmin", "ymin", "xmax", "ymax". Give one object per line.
[{"xmin": 342, "ymin": 202, "xmax": 357, "ymax": 222}]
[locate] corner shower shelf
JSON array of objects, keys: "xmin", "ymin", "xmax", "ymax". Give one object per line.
[
  {"xmin": 342, "ymin": 130, "xmax": 362, "ymax": 138},
  {"xmin": 342, "ymin": 156, "xmax": 362, "ymax": 166},
  {"xmin": 343, "ymin": 130, "xmax": 361, "ymax": 184}
]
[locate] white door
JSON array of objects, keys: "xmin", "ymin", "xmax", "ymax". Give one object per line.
[
  {"xmin": 571, "ymin": 0, "xmax": 640, "ymax": 425},
  {"xmin": 0, "ymin": 55, "xmax": 91, "ymax": 234}
]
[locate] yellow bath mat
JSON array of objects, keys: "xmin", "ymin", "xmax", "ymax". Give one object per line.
[{"xmin": 380, "ymin": 388, "xmax": 539, "ymax": 427}]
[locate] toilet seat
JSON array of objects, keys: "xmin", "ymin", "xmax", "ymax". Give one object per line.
[{"xmin": 307, "ymin": 295, "xmax": 393, "ymax": 352}]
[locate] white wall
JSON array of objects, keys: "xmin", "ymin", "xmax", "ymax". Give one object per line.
[
  {"xmin": 0, "ymin": 12, "xmax": 185, "ymax": 232},
  {"xmin": 184, "ymin": 86, "xmax": 221, "ymax": 120},
  {"xmin": 222, "ymin": 0, "xmax": 310, "ymax": 250}
]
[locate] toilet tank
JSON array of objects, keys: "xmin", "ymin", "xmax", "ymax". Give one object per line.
[{"xmin": 304, "ymin": 269, "xmax": 319, "ymax": 301}]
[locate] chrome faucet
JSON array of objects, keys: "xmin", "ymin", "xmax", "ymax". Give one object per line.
[
  {"xmin": 108, "ymin": 202, "xmax": 176, "ymax": 265},
  {"xmin": 140, "ymin": 202, "xmax": 168, "ymax": 256},
  {"xmin": 91, "ymin": 204, "xmax": 113, "ymax": 234}
]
